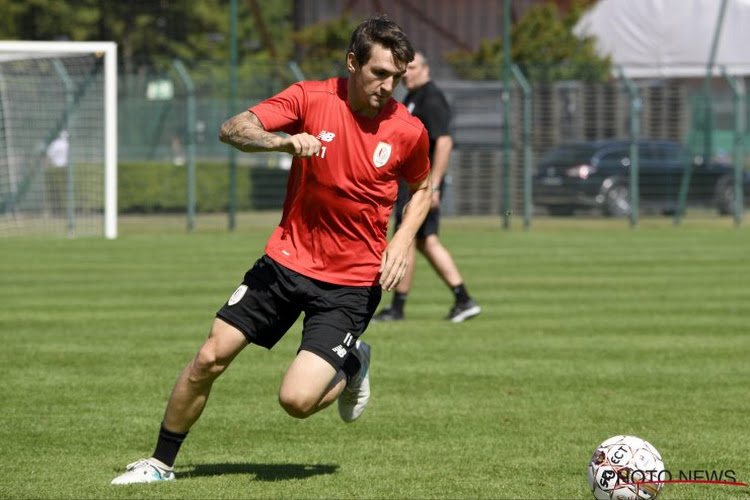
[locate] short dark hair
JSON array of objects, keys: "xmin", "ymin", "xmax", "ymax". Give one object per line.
[{"xmin": 347, "ymin": 15, "xmax": 415, "ymax": 70}]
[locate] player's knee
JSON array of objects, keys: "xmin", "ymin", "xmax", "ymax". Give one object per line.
[
  {"xmin": 188, "ymin": 346, "xmax": 225, "ymax": 383},
  {"xmin": 278, "ymin": 388, "xmax": 316, "ymax": 419}
]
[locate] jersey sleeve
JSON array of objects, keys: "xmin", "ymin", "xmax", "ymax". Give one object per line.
[
  {"xmin": 248, "ymin": 82, "xmax": 305, "ymax": 135},
  {"xmin": 422, "ymin": 92, "xmax": 451, "ymax": 139},
  {"xmin": 400, "ymin": 127, "xmax": 431, "ymax": 185}
]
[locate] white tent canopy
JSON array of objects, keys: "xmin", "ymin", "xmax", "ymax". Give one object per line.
[{"xmin": 574, "ymin": 0, "xmax": 750, "ymax": 78}]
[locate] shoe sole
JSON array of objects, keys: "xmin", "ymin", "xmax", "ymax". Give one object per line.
[
  {"xmin": 450, "ymin": 305, "xmax": 481, "ymax": 323},
  {"xmin": 111, "ymin": 471, "xmax": 175, "ymax": 484}
]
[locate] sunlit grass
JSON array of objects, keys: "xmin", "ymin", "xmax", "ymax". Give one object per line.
[{"xmin": 1, "ymin": 213, "xmax": 748, "ymax": 499}]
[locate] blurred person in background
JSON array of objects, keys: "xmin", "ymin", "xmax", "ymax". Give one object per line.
[
  {"xmin": 373, "ymin": 51, "xmax": 480, "ymax": 323},
  {"xmin": 45, "ymin": 130, "xmax": 69, "ymax": 214}
]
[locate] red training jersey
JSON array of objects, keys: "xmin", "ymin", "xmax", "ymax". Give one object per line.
[{"xmin": 249, "ymin": 77, "xmax": 430, "ymax": 286}]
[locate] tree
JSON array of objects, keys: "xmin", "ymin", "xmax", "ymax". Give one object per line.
[
  {"xmin": 0, "ymin": 1, "xmax": 291, "ymax": 71},
  {"xmin": 292, "ymin": 14, "xmax": 358, "ymax": 80},
  {"xmin": 0, "ymin": 0, "xmax": 99, "ymax": 42},
  {"xmin": 445, "ymin": 0, "xmax": 610, "ymax": 82},
  {"xmin": 0, "ymin": 0, "xmax": 297, "ymax": 96}
]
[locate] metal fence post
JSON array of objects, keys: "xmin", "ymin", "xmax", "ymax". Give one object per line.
[
  {"xmin": 618, "ymin": 67, "xmax": 640, "ymax": 228},
  {"xmin": 173, "ymin": 59, "xmax": 196, "ymax": 233},
  {"xmin": 722, "ymin": 67, "xmax": 745, "ymax": 227},
  {"xmin": 676, "ymin": 0, "xmax": 728, "ymax": 225},
  {"xmin": 288, "ymin": 61, "xmax": 306, "ymax": 82},
  {"xmin": 501, "ymin": 0, "xmax": 512, "ymax": 229},
  {"xmin": 228, "ymin": 0, "xmax": 238, "ymax": 231},
  {"xmin": 511, "ymin": 64, "xmax": 532, "ymax": 229}
]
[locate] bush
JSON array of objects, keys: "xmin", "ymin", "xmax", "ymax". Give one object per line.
[{"xmin": 118, "ymin": 161, "xmax": 256, "ymax": 213}]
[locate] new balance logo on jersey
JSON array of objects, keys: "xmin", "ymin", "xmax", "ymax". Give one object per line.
[
  {"xmin": 316, "ymin": 130, "xmax": 336, "ymax": 142},
  {"xmin": 332, "ymin": 345, "xmax": 348, "ymax": 358}
]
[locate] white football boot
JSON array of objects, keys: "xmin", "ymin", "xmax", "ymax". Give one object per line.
[
  {"xmin": 111, "ymin": 458, "xmax": 175, "ymax": 485},
  {"xmin": 338, "ymin": 340, "xmax": 371, "ymax": 423}
]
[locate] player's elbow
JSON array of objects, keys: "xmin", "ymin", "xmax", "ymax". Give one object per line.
[
  {"xmin": 218, "ymin": 120, "xmax": 232, "ymax": 144},
  {"xmin": 436, "ymin": 135, "xmax": 453, "ymax": 150}
]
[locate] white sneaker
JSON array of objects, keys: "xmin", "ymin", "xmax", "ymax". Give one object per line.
[
  {"xmin": 111, "ymin": 458, "xmax": 175, "ymax": 485},
  {"xmin": 338, "ymin": 340, "xmax": 370, "ymax": 423}
]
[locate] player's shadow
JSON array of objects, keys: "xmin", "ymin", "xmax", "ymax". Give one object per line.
[{"xmin": 183, "ymin": 462, "xmax": 339, "ymax": 481}]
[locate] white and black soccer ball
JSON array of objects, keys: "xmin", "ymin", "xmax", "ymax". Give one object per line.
[{"xmin": 587, "ymin": 435, "xmax": 665, "ymax": 500}]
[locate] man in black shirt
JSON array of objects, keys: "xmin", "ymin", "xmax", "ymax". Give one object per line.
[{"xmin": 374, "ymin": 51, "xmax": 480, "ymax": 323}]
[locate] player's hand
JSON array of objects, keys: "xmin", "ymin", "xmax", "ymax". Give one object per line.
[
  {"xmin": 430, "ymin": 189, "xmax": 440, "ymax": 209},
  {"xmin": 379, "ymin": 238, "xmax": 410, "ymax": 291},
  {"xmin": 281, "ymin": 133, "xmax": 321, "ymax": 158}
]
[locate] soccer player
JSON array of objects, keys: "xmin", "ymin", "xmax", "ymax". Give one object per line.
[
  {"xmin": 111, "ymin": 16, "xmax": 432, "ymax": 485},
  {"xmin": 373, "ymin": 51, "xmax": 480, "ymax": 323}
]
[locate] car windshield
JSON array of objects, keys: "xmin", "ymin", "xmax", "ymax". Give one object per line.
[{"xmin": 539, "ymin": 144, "xmax": 598, "ymax": 166}]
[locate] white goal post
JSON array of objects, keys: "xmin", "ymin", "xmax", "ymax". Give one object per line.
[{"xmin": 0, "ymin": 41, "xmax": 117, "ymax": 239}]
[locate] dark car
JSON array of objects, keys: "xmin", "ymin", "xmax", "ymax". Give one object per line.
[{"xmin": 533, "ymin": 139, "xmax": 750, "ymax": 216}]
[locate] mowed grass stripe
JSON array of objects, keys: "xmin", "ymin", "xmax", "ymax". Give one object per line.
[{"xmin": 0, "ymin": 214, "xmax": 748, "ymax": 499}]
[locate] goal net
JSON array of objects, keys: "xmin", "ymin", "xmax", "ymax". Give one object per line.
[{"xmin": 0, "ymin": 41, "xmax": 117, "ymax": 239}]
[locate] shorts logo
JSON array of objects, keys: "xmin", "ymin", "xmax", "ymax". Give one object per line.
[
  {"xmin": 332, "ymin": 345, "xmax": 348, "ymax": 358},
  {"xmin": 343, "ymin": 332, "xmax": 354, "ymax": 347},
  {"xmin": 373, "ymin": 142, "xmax": 392, "ymax": 168},
  {"xmin": 228, "ymin": 284, "xmax": 248, "ymax": 306}
]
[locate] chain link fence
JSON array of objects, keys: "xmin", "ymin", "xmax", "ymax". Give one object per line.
[{"xmin": 117, "ymin": 60, "xmax": 749, "ymax": 222}]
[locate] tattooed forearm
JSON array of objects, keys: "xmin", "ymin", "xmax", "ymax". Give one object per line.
[{"xmin": 219, "ymin": 111, "xmax": 284, "ymax": 153}]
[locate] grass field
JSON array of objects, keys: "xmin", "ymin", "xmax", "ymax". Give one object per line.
[{"xmin": 1, "ymin": 213, "xmax": 749, "ymax": 499}]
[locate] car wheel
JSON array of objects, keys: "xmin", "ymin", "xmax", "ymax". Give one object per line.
[
  {"xmin": 714, "ymin": 175, "xmax": 734, "ymax": 215},
  {"xmin": 602, "ymin": 182, "xmax": 630, "ymax": 217}
]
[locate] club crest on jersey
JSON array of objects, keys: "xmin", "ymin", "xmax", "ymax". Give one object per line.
[{"xmin": 373, "ymin": 142, "xmax": 392, "ymax": 168}]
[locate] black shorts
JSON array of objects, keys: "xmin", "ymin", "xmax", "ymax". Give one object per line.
[
  {"xmin": 216, "ymin": 255, "xmax": 382, "ymax": 370},
  {"xmin": 394, "ymin": 191, "xmax": 440, "ymax": 239}
]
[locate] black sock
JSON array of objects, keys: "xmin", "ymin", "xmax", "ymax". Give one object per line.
[
  {"xmin": 452, "ymin": 284, "xmax": 470, "ymax": 303},
  {"xmin": 342, "ymin": 352, "xmax": 361, "ymax": 381},
  {"xmin": 392, "ymin": 292, "xmax": 408, "ymax": 312},
  {"xmin": 152, "ymin": 422, "xmax": 188, "ymax": 468}
]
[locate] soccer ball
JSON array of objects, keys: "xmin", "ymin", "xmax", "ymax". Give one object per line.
[{"xmin": 587, "ymin": 435, "xmax": 665, "ymax": 500}]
